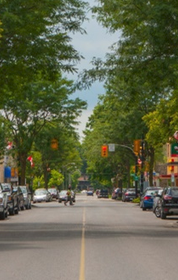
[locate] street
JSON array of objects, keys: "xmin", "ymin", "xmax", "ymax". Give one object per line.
[{"xmin": 0, "ymin": 194, "xmax": 178, "ymax": 280}]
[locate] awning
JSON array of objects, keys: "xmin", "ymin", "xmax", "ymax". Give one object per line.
[
  {"xmin": 160, "ymin": 173, "xmax": 178, "ymax": 179},
  {"xmin": 167, "ymin": 162, "xmax": 178, "ymax": 166}
]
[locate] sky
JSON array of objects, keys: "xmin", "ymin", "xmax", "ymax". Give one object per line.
[{"xmin": 69, "ymin": 1, "xmax": 119, "ymax": 141}]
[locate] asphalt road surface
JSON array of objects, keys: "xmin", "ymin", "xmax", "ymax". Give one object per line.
[{"xmin": 0, "ymin": 193, "xmax": 178, "ymax": 280}]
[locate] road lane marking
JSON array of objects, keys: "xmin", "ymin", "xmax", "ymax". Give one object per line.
[{"xmin": 79, "ymin": 209, "xmax": 85, "ymax": 280}]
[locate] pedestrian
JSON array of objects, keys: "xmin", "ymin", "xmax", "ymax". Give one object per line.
[{"xmin": 64, "ymin": 185, "xmax": 74, "ymax": 206}]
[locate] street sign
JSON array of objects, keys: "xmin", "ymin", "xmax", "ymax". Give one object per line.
[
  {"xmin": 171, "ymin": 143, "xmax": 178, "ymax": 157},
  {"xmin": 171, "ymin": 173, "xmax": 175, "ymax": 183},
  {"xmin": 134, "ymin": 176, "xmax": 139, "ymax": 181},
  {"xmin": 108, "ymin": 144, "xmax": 115, "ymax": 152}
]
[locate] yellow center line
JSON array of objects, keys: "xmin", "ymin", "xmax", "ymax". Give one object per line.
[{"xmin": 79, "ymin": 208, "xmax": 86, "ymax": 280}]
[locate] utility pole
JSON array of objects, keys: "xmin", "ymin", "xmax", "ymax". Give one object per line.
[{"xmin": 110, "ymin": 144, "xmax": 138, "ymax": 197}]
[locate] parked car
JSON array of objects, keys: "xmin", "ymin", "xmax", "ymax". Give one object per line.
[
  {"xmin": 140, "ymin": 187, "xmax": 163, "ymax": 211},
  {"xmin": 48, "ymin": 188, "xmax": 59, "ymax": 200},
  {"xmin": 33, "ymin": 188, "xmax": 52, "ymax": 203},
  {"xmin": 1, "ymin": 183, "xmax": 19, "ymax": 215},
  {"xmin": 156, "ymin": 187, "xmax": 178, "ymax": 219},
  {"xmin": 19, "ymin": 186, "xmax": 32, "ymax": 209},
  {"xmin": 97, "ymin": 189, "xmax": 109, "ymax": 198},
  {"xmin": 112, "ymin": 188, "xmax": 121, "ymax": 199},
  {"xmin": 12, "ymin": 186, "xmax": 25, "ymax": 211},
  {"xmin": 122, "ymin": 188, "xmax": 136, "ymax": 202},
  {"xmin": 58, "ymin": 190, "xmax": 75, "ymax": 203},
  {"xmin": 0, "ymin": 184, "xmax": 8, "ymax": 220},
  {"xmin": 152, "ymin": 189, "xmax": 163, "ymax": 218}
]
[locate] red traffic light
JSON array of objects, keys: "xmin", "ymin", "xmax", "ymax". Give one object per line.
[
  {"xmin": 101, "ymin": 145, "xmax": 108, "ymax": 157},
  {"xmin": 169, "ymin": 159, "xmax": 174, "ymax": 172}
]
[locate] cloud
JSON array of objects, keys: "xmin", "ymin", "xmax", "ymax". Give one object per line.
[
  {"xmin": 69, "ymin": 1, "xmax": 119, "ymax": 140},
  {"xmin": 75, "ymin": 109, "xmax": 93, "ymax": 142}
]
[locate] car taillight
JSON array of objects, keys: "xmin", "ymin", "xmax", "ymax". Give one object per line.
[
  {"xmin": 144, "ymin": 196, "xmax": 151, "ymax": 200},
  {"xmin": 125, "ymin": 192, "xmax": 129, "ymax": 195},
  {"xmin": 164, "ymin": 195, "xmax": 172, "ymax": 201}
]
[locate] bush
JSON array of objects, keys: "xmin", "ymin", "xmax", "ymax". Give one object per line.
[{"xmin": 132, "ymin": 197, "xmax": 140, "ymax": 203}]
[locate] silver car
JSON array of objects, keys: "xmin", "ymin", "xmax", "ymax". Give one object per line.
[
  {"xmin": 19, "ymin": 186, "xmax": 32, "ymax": 209},
  {"xmin": 0, "ymin": 184, "xmax": 8, "ymax": 220},
  {"xmin": 58, "ymin": 190, "xmax": 75, "ymax": 203},
  {"xmin": 33, "ymin": 188, "xmax": 52, "ymax": 203}
]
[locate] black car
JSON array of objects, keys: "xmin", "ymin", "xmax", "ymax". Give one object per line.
[
  {"xmin": 122, "ymin": 188, "xmax": 136, "ymax": 202},
  {"xmin": 97, "ymin": 189, "xmax": 109, "ymax": 198},
  {"xmin": 156, "ymin": 187, "xmax": 178, "ymax": 219},
  {"xmin": 1, "ymin": 183, "xmax": 19, "ymax": 215}
]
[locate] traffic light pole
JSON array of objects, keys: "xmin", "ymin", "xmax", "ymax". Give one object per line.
[{"xmin": 114, "ymin": 144, "xmax": 138, "ymax": 198}]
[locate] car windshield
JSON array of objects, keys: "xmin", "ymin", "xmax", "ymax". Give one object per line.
[
  {"xmin": 127, "ymin": 189, "xmax": 135, "ymax": 193},
  {"xmin": 20, "ymin": 188, "xmax": 27, "ymax": 193},
  {"xmin": 171, "ymin": 189, "xmax": 178, "ymax": 196},
  {"xmin": 35, "ymin": 190, "xmax": 47, "ymax": 195},
  {"xmin": 60, "ymin": 191, "xmax": 67, "ymax": 195},
  {"xmin": 146, "ymin": 190, "xmax": 159, "ymax": 196},
  {"xmin": 1, "ymin": 184, "xmax": 11, "ymax": 192},
  {"xmin": 48, "ymin": 189, "xmax": 57, "ymax": 193}
]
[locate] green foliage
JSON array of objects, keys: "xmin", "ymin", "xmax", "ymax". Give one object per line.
[
  {"xmin": 132, "ymin": 197, "xmax": 140, "ymax": 204},
  {"xmin": 71, "ymin": 170, "xmax": 81, "ymax": 188},
  {"xmin": 32, "ymin": 176, "xmax": 45, "ymax": 191},
  {"xmin": 80, "ymin": 0, "xmax": 178, "ymax": 186},
  {"xmin": 48, "ymin": 170, "xmax": 64, "ymax": 188}
]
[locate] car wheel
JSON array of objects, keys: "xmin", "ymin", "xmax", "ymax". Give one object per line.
[
  {"xmin": 142, "ymin": 207, "xmax": 146, "ymax": 211},
  {"xmin": 9, "ymin": 207, "xmax": 15, "ymax": 216},
  {"xmin": 14, "ymin": 207, "xmax": 19, "ymax": 215},
  {"xmin": 161, "ymin": 210, "xmax": 166, "ymax": 219},
  {"xmin": 154, "ymin": 206, "xmax": 161, "ymax": 218},
  {"xmin": 0, "ymin": 210, "xmax": 6, "ymax": 220},
  {"xmin": 21, "ymin": 205, "xmax": 25, "ymax": 211}
]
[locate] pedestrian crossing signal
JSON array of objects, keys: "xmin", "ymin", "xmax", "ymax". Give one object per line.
[{"xmin": 101, "ymin": 145, "xmax": 108, "ymax": 157}]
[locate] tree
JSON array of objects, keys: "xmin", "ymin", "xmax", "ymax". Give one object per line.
[
  {"xmin": 79, "ymin": 1, "xmax": 178, "ymax": 186},
  {"xmin": 48, "ymin": 170, "xmax": 64, "ymax": 189},
  {"xmin": 33, "ymin": 121, "xmax": 83, "ymax": 188},
  {"xmin": 0, "ymin": 0, "xmax": 88, "ymax": 184},
  {"xmin": 3, "ymin": 76, "xmax": 86, "ymax": 185}
]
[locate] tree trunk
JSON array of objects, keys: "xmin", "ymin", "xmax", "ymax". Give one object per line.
[
  {"xmin": 149, "ymin": 147, "xmax": 155, "ymax": 186},
  {"xmin": 19, "ymin": 153, "xmax": 28, "ymax": 185}
]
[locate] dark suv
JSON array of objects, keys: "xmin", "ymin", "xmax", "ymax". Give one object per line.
[{"xmin": 97, "ymin": 189, "xmax": 109, "ymax": 198}]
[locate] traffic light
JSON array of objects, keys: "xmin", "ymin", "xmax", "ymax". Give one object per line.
[
  {"xmin": 51, "ymin": 138, "xmax": 58, "ymax": 150},
  {"xmin": 101, "ymin": 145, "xmax": 108, "ymax": 157},
  {"xmin": 133, "ymin": 140, "xmax": 140, "ymax": 156},
  {"xmin": 169, "ymin": 159, "xmax": 174, "ymax": 172}
]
